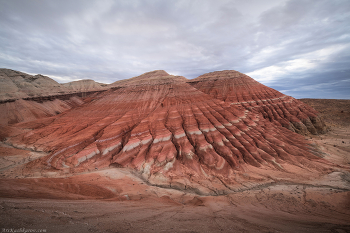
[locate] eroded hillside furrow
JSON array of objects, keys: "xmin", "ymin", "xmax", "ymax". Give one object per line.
[
  {"xmin": 188, "ymin": 70, "xmax": 327, "ymax": 135},
  {"xmin": 1, "ymin": 70, "xmax": 338, "ymax": 193},
  {"xmin": 192, "ymin": 104, "xmax": 239, "ymax": 169}
]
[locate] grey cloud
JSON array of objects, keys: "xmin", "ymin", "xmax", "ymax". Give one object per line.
[
  {"xmin": 274, "ymin": 72, "xmax": 350, "ymax": 99},
  {"xmin": 0, "ymin": 0, "xmax": 349, "ymax": 98}
]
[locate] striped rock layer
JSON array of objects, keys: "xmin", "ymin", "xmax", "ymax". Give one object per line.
[
  {"xmin": 188, "ymin": 70, "xmax": 326, "ymax": 135},
  {"xmin": 7, "ymin": 71, "xmax": 328, "ymax": 192},
  {"xmin": 0, "ymin": 96, "xmax": 84, "ymax": 126}
]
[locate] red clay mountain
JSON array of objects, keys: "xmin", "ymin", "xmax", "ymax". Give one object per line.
[
  {"xmin": 5, "ymin": 70, "xmax": 330, "ymax": 194},
  {"xmin": 188, "ymin": 70, "xmax": 326, "ymax": 135}
]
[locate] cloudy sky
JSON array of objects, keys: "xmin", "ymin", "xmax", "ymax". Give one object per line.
[{"xmin": 1, "ymin": 0, "xmax": 349, "ymax": 99}]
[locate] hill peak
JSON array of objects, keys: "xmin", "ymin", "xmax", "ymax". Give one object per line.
[{"xmin": 112, "ymin": 70, "xmax": 187, "ymax": 87}]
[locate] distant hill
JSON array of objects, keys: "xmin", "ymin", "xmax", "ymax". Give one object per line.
[
  {"xmin": 0, "ymin": 68, "xmax": 108, "ymax": 101},
  {"xmin": 62, "ymin": 79, "xmax": 107, "ymax": 92},
  {"xmin": 0, "ymin": 69, "xmax": 108, "ymax": 125},
  {"xmin": 0, "ymin": 69, "xmax": 66, "ymax": 101}
]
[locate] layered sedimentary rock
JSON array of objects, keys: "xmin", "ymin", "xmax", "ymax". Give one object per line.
[
  {"xmin": 0, "ymin": 96, "xmax": 84, "ymax": 126},
  {"xmin": 6, "ymin": 70, "xmax": 329, "ymax": 192},
  {"xmin": 0, "ymin": 68, "xmax": 107, "ymax": 101},
  {"xmin": 188, "ymin": 70, "xmax": 326, "ymax": 135},
  {"xmin": 0, "ymin": 69, "xmax": 108, "ymax": 125}
]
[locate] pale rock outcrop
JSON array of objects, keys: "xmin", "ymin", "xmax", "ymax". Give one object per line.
[{"xmin": 0, "ymin": 69, "xmax": 65, "ymax": 101}]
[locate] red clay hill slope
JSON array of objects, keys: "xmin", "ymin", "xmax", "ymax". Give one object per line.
[
  {"xmin": 4, "ymin": 70, "xmax": 332, "ymax": 194},
  {"xmin": 0, "ymin": 69, "xmax": 106, "ymax": 125},
  {"xmin": 188, "ymin": 70, "xmax": 326, "ymax": 135}
]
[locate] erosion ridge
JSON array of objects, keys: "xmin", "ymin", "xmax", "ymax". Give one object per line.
[
  {"xmin": 188, "ymin": 70, "xmax": 327, "ymax": 135},
  {"xmin": 3, "ymin": 70, "xmax": 334, "ymax": 194}
]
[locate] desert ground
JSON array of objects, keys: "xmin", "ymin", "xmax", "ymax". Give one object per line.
[{"xmin": 0, "ymin": 99, "xmax": 349, "ymax": 233}]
